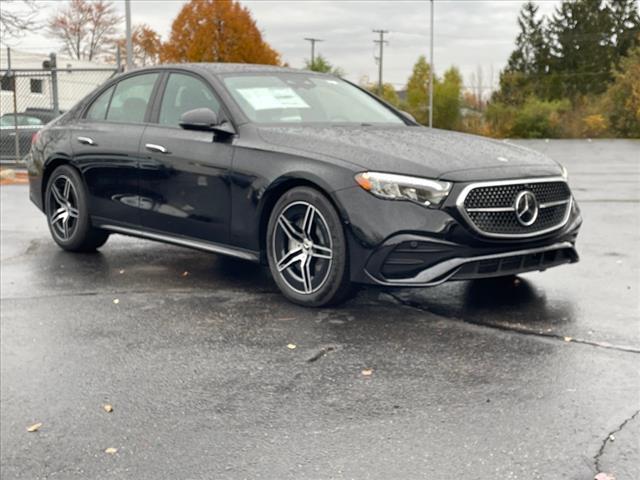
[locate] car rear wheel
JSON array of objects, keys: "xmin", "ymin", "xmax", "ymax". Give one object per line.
[
  {"xmin": 267, "ymin": 187, "xmax": 352, "ymax": 307},
  {"xmin": 45, "ymin": 165, "xmax": 109, "ymax": 252}
]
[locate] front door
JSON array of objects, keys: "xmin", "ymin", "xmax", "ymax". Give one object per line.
[{"xmin": 138, "ymin": 72, "xmax": 233, "ymax": 244}]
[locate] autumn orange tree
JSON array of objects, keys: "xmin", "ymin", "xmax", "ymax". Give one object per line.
[
  {"xmin": 114, "ymin": 24, "xmax": 162, "ymax": 67},
  {"xmin": 160, "ymin": 0, "xmax": 281, "ymax": 65}
]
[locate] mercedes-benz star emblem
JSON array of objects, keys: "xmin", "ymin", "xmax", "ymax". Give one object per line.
[{"xmin": 514, "ymin": 190, "xmax": 538, "ymax": 226}]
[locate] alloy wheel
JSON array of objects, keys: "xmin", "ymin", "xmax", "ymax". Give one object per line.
[
  {"xmin": 272, "ymin": 201, "xmax": 333, "ymax": 294},
  {"xmin": 47, "ymin": 175, "xmax": 80, "ymax": 241}
]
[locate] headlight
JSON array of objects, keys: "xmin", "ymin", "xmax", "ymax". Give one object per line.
[{"xmin": 355, "ymin": 172, "xmax": 451, "ymax": 207}]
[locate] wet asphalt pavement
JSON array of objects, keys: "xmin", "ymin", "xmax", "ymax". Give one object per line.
[{"xmin": 1, "ymin": 139, "xmax": 639, "ymax": 480}]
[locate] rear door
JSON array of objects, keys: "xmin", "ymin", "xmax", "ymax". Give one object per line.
[
  {"xmin": 138, "ymin": 71, "xmax": 233, "ymax": 244},
  {"xmin": 71, "ymin": 72, "xmax": 160, "ymax": 226}
]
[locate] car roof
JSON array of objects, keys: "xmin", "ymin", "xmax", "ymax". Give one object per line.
[{"xmin": 134, "ymin": 63, "xmax": 324, "ymax": 76}]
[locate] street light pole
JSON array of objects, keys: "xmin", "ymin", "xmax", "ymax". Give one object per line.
[
  {"xmin": 373, "ymin": 29, "xmax": 389, "ymax": 96},
  {"xmin": 429, "ymin": 0, "xmax": 434, "ymax": 128},
  {"xmin": 125, "ymin": 0, "xmax": 133, "ymax": 70}
]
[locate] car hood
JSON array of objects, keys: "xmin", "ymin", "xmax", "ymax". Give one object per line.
[{"xmin": 256, "ymin": 125, "xmax": 562, "ymax": 181}]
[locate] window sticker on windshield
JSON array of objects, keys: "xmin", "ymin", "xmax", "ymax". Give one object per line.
[{"xmin": 236, "ymin": 87, "xmax": 310, "ymax": 110}]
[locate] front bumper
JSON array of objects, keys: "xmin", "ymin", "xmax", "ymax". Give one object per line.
[
  {"xmin": 332, "ymin": 183, "xmax": 582, "ymax": 287},
  {"xmin": 363, "ymin": 237, "xmax": 578, "ymax": 286}
]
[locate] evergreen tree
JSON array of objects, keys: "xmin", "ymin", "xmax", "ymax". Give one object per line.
[
  {"xmin": 609, "ymin": 0, "xmax": 640, "ymax": 64},
  {"xmin": 547, "ymin": 0, "xmax": 614, "ymax": 97},
  {"xmin": 506, "ymin": 1, "xmax": 549, "ymax": 76},
  {"xmin": 494, "ymin": 2, "xmax": 548, "ymax": 104}
]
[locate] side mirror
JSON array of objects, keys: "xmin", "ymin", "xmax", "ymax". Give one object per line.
[
  {"xmin": 179, "ymin": 108, "xmax": 235, "ymax": 136},
  {"xmin": 399, "ymin": 110, "xmax": 417, "ymax": 124}
]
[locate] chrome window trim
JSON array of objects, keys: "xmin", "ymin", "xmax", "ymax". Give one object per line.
[{"xmin": 455, "ymin": 176, "xmax": 572, "ymax": 239}]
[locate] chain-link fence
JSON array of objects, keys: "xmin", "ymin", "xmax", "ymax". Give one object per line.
[{"xmin": 0, "ymin": 61, "xmax": 118, "ymax": 165}]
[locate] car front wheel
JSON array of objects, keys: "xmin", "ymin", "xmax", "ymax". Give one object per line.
[{"xmin": 267, "ymin": 187, "xmax": 352, "ymax": 307}]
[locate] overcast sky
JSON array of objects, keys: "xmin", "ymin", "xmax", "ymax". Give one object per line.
[{"xmin": 4, "ymin": 0, "xmax": 564, "ymax": 94}]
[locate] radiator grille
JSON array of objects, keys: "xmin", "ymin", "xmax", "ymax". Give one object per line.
[{"xmin": 459, "ymin": 180, "xmax": 571, "ymax": 237}]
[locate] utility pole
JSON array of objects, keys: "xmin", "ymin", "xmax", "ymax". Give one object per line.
[
  {"xmin": 428, "ymin": 0, "xmax": 434, "ymax": 128},
  {"xmin": 125, "ymin": 0, "xmax": 133, "ymax": 70},
  {"xmin": 304, "ymin": 37, "xmax": 323, "ymax": 66},
  {"xmin": 49, "ymin": 53, "xmax": 59, "ymax": 116},
  {"xmin": 373, "ymin": 29, "xmax": 388, "ymax": 96},
  {"xmin": 7, "ymin": 47, "xmax": 21, "ymax": 162}
]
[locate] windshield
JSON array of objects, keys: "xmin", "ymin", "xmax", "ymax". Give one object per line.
[{"xmin": 221, "ymin": 73, "xmax": 404, "ymax": 125}]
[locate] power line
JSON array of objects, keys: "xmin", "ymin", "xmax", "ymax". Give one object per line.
[
  {"xmin": 372, "ymin": 29, "xmax": 389, "ymax": 96},
  {"xmin": 304, "ymin": 37, "xmax": 323, "ymax": 65}
]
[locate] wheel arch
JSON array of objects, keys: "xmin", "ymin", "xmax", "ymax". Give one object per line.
[
  {"xmin": 41, "ymin": 157, "xmax": 77, "ymax": 207},
  {"xmin": 257, "ymin": 175, "xmax": 349, "ymax": 262}
]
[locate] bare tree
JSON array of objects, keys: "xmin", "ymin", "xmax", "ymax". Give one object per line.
[
  {"xmin": 48, "ymin": 0, "xmax": 122, "ymax": 61},
  {"xmin": 0, "ymin": 0, "xmax": 38, "ymax": 38}
]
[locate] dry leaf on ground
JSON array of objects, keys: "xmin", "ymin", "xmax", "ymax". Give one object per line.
[
  {"xmin": 361, "ymin": 368, "xmax": 373, "ymax": 376},
  {"xmin": 594, "ymin": 473, "xmax": 615, "ymax": 480},
  {"xmin": 104, "ymin": 447, "xmax": 118, "ymax": 454},
  {"xmin": 27, "ymin": 422, "xmax": 42, "ymax": 432},
  {"xmin": 103, "ymin": 404, "xmax": 113, "ymax": 413},
  {"xmin": 287, "ymin": 343, "xmax": 296, "ymax": 350}
]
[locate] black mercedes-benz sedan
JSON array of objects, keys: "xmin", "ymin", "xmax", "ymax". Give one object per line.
[{"xmin": 27, "ymin": 64, "xmax": 581, "ymax": 306}]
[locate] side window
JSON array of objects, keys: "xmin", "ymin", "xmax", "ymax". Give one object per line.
[
  {"xmin": 86, "ymin": 86, "xmax": 114, "ymax": 121},
  {"xmin": 159, "ymin": 73, "xmax": 221, "ymax": 127},
  {"xmin": 106, "ymin": 73, "xmax": 158, "ymax": 123}
]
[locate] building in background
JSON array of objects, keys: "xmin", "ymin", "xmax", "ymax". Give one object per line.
[{"xmin": 0, "ymin": 46, "xmax": 116, "ymax": 115}]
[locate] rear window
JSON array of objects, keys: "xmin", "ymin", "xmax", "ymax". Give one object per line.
[
  {"xmin": 86, "ymin": 86, "xmax": 114, "ymax": 121},
  {"xmin": 85, "ymin": 74, "xmax": 158, "ymax": 124}
]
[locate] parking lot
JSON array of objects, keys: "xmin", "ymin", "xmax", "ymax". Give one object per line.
[{"xmin": 1, "ymin": 139, "xmax": 638, "ymax": 479}]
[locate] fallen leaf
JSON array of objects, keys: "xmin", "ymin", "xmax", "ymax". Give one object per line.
[
  {"xmin": 181, "ymin": 271, "xmax": 189, "ymax": 277},
  {"xmin": 564, "ymin": 336, "xmax": 572, "ymax": 342},
  {"xmin": 103, "ymin": 404, "xmax": 113, "ymax": 413},
  {"xmin": 594, "ymin": 473, "xmax": 615, "ymax": 480},
  {"xmin": 287, "ymin": 343, "xmax": 296, "ymax": 350},
  {"xmin": 104, "ymin": 447, "xmax": 118, "ymax": 454},
  {"xmin": 27, "ymin": 422, "xmax": 42, "ymax": 432},
  {"xmin": 113, "ymin": 298, "xmax": 120, "ymax": 304},
  {"xmin": 118, "ymin": 269, "xmax": 125, "ymax": 274},
  {"xmin": 361, "ymin": 368, "xmax": 373, "ymax": 376}
]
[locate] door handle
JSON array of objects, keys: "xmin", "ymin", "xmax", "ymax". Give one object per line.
[
  {"xmin": 145, "ymin": 143, "xmax": 169, "ymax": 154},
  {"xmin": 77, "ymin": 136, "xmax": 96, "ymax": 146}
]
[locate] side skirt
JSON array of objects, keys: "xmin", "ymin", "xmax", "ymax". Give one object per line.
[{"xmin": 96, "ymin": 222, "xmax": 260, "ymax": 262}]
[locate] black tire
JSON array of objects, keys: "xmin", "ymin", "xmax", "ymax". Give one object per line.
[
  {"xmin": 44, "ymin": 164, "xmax": 109, "ymax": 252},
  {"xmin": 267, "ymin": 187, "xmax": 352, "ymax": 307}
]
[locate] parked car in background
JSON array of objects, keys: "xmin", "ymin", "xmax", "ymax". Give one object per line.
[
  {"xmin": 27, "ymin": 64, "xmax": 582, "ymax": 306},
  {"xmin": 0, "ymin": 109, "xmax": 59, "ymax": 162}
]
